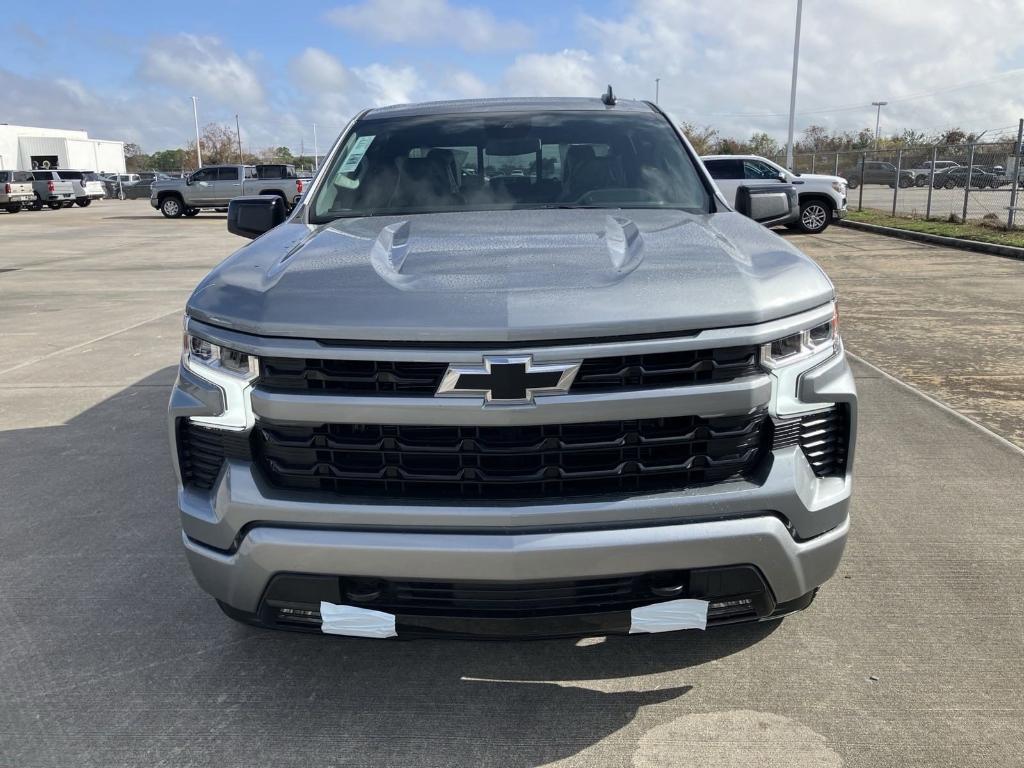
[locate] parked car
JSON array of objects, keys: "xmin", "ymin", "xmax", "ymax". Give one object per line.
[
  {"xmin": 0, "ymin": 170, "xmax": 35, "ymax": 213},
  {"xmin": 25, "ymin": 170, "xmax": 75, "ymax": 210},
  {"xmin": 932, "ymin": 166, "xmax": 1006, "ymax": 189},
  {"xmin": 906, "ymin": 160, "xmax": 960, "ymax": 186},
  {"xmin": 169, "ymin": 94, "xmax": 856, "ymax": 638},
  {"xmin": 150, "ymin": 164, "xmax": 305, "ymax": 217},
  {"xmin": 255, "ymin": 163, "xmax": 298, "ymax": 179},
  {"xmin": 702, "ymin": 154, "xmax": 847, "ymax": 234},
  {"xmin": 843, "ymin": 160, "xmax": 915, "ymax": 189},
  {"xmin": 55, "ymin": 170, "xmax": 106, "ymax": 207},
  {"xmin": 102, "ymin": 173, "xmax": 143, "ymax": 199},
  {"xmin": 123, "ymin": 179, "xmax": 157, "ymax": 199}
]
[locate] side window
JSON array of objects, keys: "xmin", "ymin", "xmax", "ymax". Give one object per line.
[
  {"xmin": 191, "ymin": 169, "xmax": 214, "ymax": 183},
  {"xmin": 742, "ymin": 160, "xmax": 778, "ymax": 180},
  {"xmin": 217, "ymin": 167, "xmax": 240, "ymax": 181},
  {"xmin": 244, "ymin": 166, "xmax": 257, "ymax": 179},
  {"xmin": 703, "ymin": 159, "xmax": 743, "ymax": 180}
]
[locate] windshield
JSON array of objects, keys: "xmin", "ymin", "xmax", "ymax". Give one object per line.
[{"xmin": 310, "ymin": 111, "xmax": 710, "ymax": 222}]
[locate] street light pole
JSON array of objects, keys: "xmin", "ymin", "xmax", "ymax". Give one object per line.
[
  {"xmin": 313, "ymin": 123, "xmax": 319, "ymax": 170},
  {"xmin": 872, "ymin": 101, "xmax": 887, "ymax": 150},
  {"xmin": 655, "ymin": 78, "xmax": 660, "ymax": 105},
  {"xmin": 784, "ymin": 0, "xmax": 803, "ymax": 170},
  {"xmin": 191, "ymin": 96, "xmax": 202, "ymax": 168}
]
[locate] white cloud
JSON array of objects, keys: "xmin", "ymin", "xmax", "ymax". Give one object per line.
[
  {"xmin": 290, "ymin": 47, "xmax": 349, "ymax": 92},
  {"xmin": 352, "ymin": 63, "xmax": 422, "ymax": 106},
  {"xmin": 140, "ymin": 34, "xmax": 265, "ymax": 106},
  {"xmin": 503, "ymin": 49, "xmax": 601, "ymax": 98},
  {"xmin": 576, "ymin": 0, "xmax": 1024, "ymax": 142},
  {"xmin": 326, "ymin": 0, "xmax": 532, "ymax": 52}
]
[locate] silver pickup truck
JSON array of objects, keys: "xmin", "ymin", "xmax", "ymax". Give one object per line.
[
  {"xmin": 170, "ymin": 94, "xmax": 854, "ymax": 639},
  {"xmin": 150, "ymin": 164, "xmax": 305, "ymax": 218},
  {"xmin": 26, "ymin": 170, "xmax": 76, "ymax": 210},
  {"xmin": 0, "ymin": 170, "xmax": 35, "ymax": 213}
]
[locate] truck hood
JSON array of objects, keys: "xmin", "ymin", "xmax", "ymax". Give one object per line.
[
  {"xmin": 795, "ymin": 172, "xmax": 844, "ymax": 184},
  {"xmin": 187, "ymin": 208, "xmax": 834, "ymax": 343}
]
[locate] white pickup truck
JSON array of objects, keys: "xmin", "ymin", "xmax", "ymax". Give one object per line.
[
  {"xmin": 0, "ymin": 170, "xmax": 35, "ymax": 213},
  {"xmin": 906, "ymin": 160, "xmax": 960, "ymax": 187},
  {"xmin": 702, "ymin": 154, "xmax": 848, "ymax": 234},
  {"xmin": 150, "ymin": 164, "xmax": 305, "ymax": 218}
]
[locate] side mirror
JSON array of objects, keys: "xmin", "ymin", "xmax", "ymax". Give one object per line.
[
  {"xmin": 735, "ymin": 184, "xmax": 798, "ymax": 227},
  {"xmin": 185, "ymin": 176, "xmax": 193, "ymax": 186},
  {"xmin": 228, "ymin": 195, "xmax": 287, "ymax": 239}
]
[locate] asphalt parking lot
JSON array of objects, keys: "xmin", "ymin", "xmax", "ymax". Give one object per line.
[{"xmin": 1, "ymin": 201, "xmax": 1022, "ymax": 767}]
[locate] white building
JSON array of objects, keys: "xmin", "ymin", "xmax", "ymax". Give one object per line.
[{"xmin": 0, "ymin": 124, "xmax": 126, "ymax": 174}]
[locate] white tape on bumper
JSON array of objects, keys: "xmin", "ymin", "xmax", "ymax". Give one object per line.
[
  {"xmin": 319, "ymin": 601, "xmax": 397, "ymax": 638},
  {"xmin": 629, "ymin": 599, "xmax": 709, "ymax": 633}
]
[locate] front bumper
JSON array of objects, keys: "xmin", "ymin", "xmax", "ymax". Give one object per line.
[
  {"xmin": 169, "ymin": 310, "xmax": 856, "ymax": 636},
  {"xmin": 834, "ymin": 199, "xmax": 848, "ymax": 219}
]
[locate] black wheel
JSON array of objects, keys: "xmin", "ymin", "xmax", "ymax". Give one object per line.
[
  {"xmin": 943, "ymin": 179, "xmax": 956, "ymax": 189},
  {"xmin": 75, "ymin": 198, "xmax": 91, "ymax": 207},
  {"xmin": 47, "ymin": 200, "xmax": 62, "ymax": 210},
  {"xmin": 795, "ymin": 200, "xmax": 831, "ymax": 234},
  {"xmin": 846, "ymin": 176, "xmax": 860, "ymax": 189},
  {"xmin": 30, "ymin": 194, "xmax": 43, "ymax": 211},
  {"xmin": 5, "ymin": 203, "xmax": 21, "ymax": 213},
  {"xmin": 914, "ymin": 176, "xmax": 927, "ymax": 187},
  {"xmin": 160, "ymin": 196, "xmax": 184, "ymax": 218},
  {"xmin": 116, "ymin": 188, "xmax": 126, "ymax": 200},
  {"xmin": 898, "ymin": 177, "xmax": 912, "ymax": 188},
  {"xmin": 183, "ymin": 207, "xmax": 200, "ymax": 217}
]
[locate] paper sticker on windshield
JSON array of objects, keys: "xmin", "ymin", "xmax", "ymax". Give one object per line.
[{"xmin": 338, "ymin": 135, "xmax": 375, "ymax": 173}]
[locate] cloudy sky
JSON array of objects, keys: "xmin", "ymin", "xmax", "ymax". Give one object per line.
[{"xmin": 4, "ymin": 0, "xmax": 1024, "ymax": 153}]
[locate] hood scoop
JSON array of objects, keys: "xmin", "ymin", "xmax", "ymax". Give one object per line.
[
  {"xmin": 605, "ymin": 215, "xmax": 644, "ymax": 274},
  {"xmin": 364, "ymin": 216, "xmax": 647, "ymax": 292},
  {"xmin": 369, "ymin": 220, "xmax": 413, "ymax": 284}
]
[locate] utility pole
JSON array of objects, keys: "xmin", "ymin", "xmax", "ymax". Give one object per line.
[
  {"xmin": 784, "ymin": 0, "xmax": 803, "ymax": 170},
  {"xmin": 313, "ymin": 123, "xmax": 319, "ymax": 170},
  {"xmin": 191, "ymin": 96, "xmax": 202, "ymax": 168},
  {"xmin": 872, "ymin": 101, "xmax": 887, "ymax": 150},
  {"xmin": 235, "ymin": 114, "xmax": 243, "ymax": 163},
  {"xmin": 655, "ymin": 78, "xmax": 660, "ymax": 105}
]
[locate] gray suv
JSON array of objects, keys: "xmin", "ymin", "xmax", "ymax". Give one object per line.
[{"xmin": 169, "ymin": 95, "xmax": 856, "ymax": 639}]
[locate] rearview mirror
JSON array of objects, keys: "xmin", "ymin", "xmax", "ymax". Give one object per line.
[
  {"xmin": 228, "ymin": 195, "xmax": 287, "ymax": 239},
  {"xmin": 734, "ymin": 184, "xmax": 798, "ymax": 227}
]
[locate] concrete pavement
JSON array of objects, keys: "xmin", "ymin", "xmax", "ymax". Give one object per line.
[{"xmin": 1, "ymin": 202, "xmax": 1022, "ymax": 767}]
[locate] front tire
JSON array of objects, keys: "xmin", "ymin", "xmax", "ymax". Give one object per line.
[
  {"xmin": 846, "ymin": 177, "xmax": 860, "ymax": 189},
  {"xmin": 160, "ymin": 196, "xmax": 184, "ymax": 218},
  {"xmin": 75, "ymin": 198, "xmax": 91, "ymax": 207},
  {"xmin": 795, "ymin": 200, "xmax": 831, "ymax": 234}
]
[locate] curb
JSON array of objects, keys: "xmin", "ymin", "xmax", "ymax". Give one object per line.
[{"xmin": 838, "ymin": 219, "xmax": 1024, "ymax": 261}]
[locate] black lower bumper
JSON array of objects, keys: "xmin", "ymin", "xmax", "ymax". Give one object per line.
[{"xmin": 216, "ymin": 566, "xmax": 818, "ymax": 639}]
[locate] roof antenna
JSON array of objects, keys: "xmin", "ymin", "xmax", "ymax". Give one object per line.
[{"xmin": 601, "ymin": 85, "xmax": 616, "ymax": 106}]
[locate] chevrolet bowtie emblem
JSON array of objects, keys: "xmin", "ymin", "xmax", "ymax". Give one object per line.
[{"xmin": 436, "ymin": 356, "xmax": 581, "ymax": 405}]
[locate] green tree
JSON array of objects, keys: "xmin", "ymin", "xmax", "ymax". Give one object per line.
[
  {"xmin": 748, "ymin": 132, "xmax": 780, "ymax": 157},
  {"xmin": 678, "ymin": 122, "xmax": 718, "ymax": 155}
]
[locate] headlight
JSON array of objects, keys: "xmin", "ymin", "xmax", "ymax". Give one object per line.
[
  {"xmin": 183, "ymin": 327, "xmax": 259, "ymax": 430},
  {"xmin": 831, "ymin": 180, "xmax": 846, "ymax": 194},
  {"xmin": 760, "ymin": 306, "xmax": 839, "ymax": 369},
  {"xmin": 184, "ymin": 334, "xmax": 259, "ymax": 378}
]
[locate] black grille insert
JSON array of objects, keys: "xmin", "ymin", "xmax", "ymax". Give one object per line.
[
  {"xmin": 253, "ymin": 410, "xmax": 769, "ymax": 501},
  {"xmin": 772, "ymin": 406, "xmax": 849, "ymax": 477},
  {"xmin": 177, "ymin": 421, "xmax": 252, "ymax": 489},
  {"xmin": 258, "ymin": 346, "xmax": 761, "ymax": 396}
]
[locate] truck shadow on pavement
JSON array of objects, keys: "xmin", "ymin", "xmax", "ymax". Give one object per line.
[{"xmin": 0, "ymin": 368, "xmax": 778, "ymax": 767}]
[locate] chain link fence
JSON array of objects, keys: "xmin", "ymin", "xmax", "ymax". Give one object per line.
[{"xmin": 772, "ymin": 126, "xmax": 1024, "ymax": 229}]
